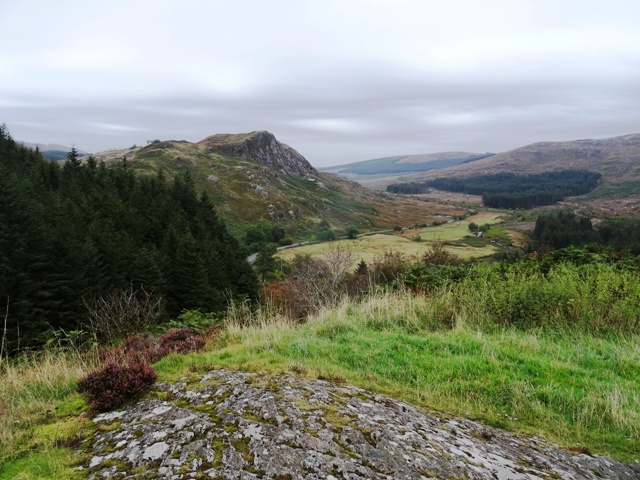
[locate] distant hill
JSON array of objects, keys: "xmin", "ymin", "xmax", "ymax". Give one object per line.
[
  {"xmin": 390, "ymin": 134, "xmax": 640, "ymax": 186},
  {"xmin": 321, "ymin": 152, "xmax": 493, "ymax": 187},
  {"xmin": 88, "ymin": 131, "xmax": 458, "ymax": 236},
  {"xmin": 18, "ymin": 141, "xmax": 88, "ymax": 161},
  {"xmin": 381, "ymin": 133, "xmax": 640, "ymax": 217}
]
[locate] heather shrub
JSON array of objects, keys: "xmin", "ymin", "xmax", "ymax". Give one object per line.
[
  {"xmin": 95, "ymin": 334, "xmax": 162, "ymax": 365},
  {"xmin": 116, "ymin": 334, "xmax": 163, "ymax": 364},
  {"xmin": 158, "ymin": 328, "xmax": 206, "ymax": 355},
  {"xmin": 77, "ymin": 362, "xmax": 157, "ymax": 412}
]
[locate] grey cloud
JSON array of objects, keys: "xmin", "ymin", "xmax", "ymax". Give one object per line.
[
  {"xmin": 5, "ymin": 72, "xmax": 638, "ymax": 166},
  {"xmin": 2, "ymin": 0, "xmax": 639, "ymax": 167}
]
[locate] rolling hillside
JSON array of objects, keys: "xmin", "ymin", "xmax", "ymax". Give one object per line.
[
  {"xmin": 88, "ymin": 131, "xmax": 460, "ymax": 236},
  {"xmin": 321, "ymin": 152, "xmax": 493, "ymax": 186},
  {"xmin": 372, "ymin": 134, "xmax": 640, "ymax": 188},
  {"xmin": 375, "ymin": 133, "xmax": 640, "ymax": 216},
  {"xmin": 17, "ymin": 142, "xmax": 88, "ymax": 161}
]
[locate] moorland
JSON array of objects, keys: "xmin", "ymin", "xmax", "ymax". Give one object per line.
[{"xmin": 1, "ymin": 125, "xmax": 639, "ymax": 478}]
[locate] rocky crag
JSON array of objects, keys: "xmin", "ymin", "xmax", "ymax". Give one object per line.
[
  {"xmin": 81, "ymin": 369, "xmax": 639, "ymax": 479},
  {"xmin": 198, "ymin": 131, "xmax": 316, "ymax": 177}
]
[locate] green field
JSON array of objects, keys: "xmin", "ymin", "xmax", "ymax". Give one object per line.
[{"xmin": 277, "ymin": 212, "xmax": 504, "ymax": 265}]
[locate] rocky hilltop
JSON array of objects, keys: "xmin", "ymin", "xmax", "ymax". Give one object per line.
[
  {"xmin": 81, "ymin": 369, "xmax": 639, "ymax": 479},
  {"xmin": 199, "ymin": 131, "xmax": 316, "ymax": 177},
  {"xmin": 84, "ymin": 130, "xmax": 452, "ymax": 232}
]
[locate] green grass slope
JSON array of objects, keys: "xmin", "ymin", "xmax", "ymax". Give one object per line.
[
  {"xmin": 158, "ymin": 281, "xmax": 640, "ymax": 462},
  {"xmin": 3, "ymin": 253, "xmax": 640, "ymax": 476}
]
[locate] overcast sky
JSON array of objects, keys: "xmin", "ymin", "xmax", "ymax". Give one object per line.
[{"xmin": 2, "ymin": 0, "xmax": 639, "ymax": 167}]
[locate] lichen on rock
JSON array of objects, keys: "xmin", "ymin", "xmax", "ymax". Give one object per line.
[{"xmin": 80, "ymin": 369, "xmax": 640, "ymax": 479}]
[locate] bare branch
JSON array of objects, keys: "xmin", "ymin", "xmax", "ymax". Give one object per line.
[{"xmin": 83, "ymin": 285, "xmax": 164, "ymax": 343}]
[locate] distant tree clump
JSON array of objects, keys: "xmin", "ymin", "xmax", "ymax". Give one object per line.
[
  {"xmin": 244, "ymin": 219, "xmax": 286, "ymax": 251},
  {"xmin": 316, "ymin": 228, "xmax": 336, "ymax": 242},
  {"xmin": 346, "ymin": 226, "xmax": 360, "ymax": 239},
  {"xmin": 390, "ymin": 171, "xmax": 601, "ymax": 209},
  {"xmin": 0, "ymin": 125, "xmax": 258, "ymax": 352},
  {"xmin": 386, "ymin": 182, "xmax": 429, "ymax": 194},
  {"xmin": 531, "ymin": 209, "xmax": 640, "ymax": 254}
]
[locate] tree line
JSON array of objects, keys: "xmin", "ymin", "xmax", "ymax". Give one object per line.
[
  {"xmin": 386, "ymin": 182, "xmax": 429, "ymax": 194},
  {"xmin": 0, "ymin": 125, "xmax": 258, "ymax": 352},
  {"xmin": 531, "ymin": 209, "xmax": 640, "ymax": 254},
  {"xmin": 388, "ymin": 170, "xmax": 601, "ymax": 209}
]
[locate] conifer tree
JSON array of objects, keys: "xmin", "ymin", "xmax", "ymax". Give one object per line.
[{"xmin": 0, "ymin": 126, "xmax": 258, "ymax": 351}]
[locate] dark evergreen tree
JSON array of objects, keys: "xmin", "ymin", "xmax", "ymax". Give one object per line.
[
  {"xmin": 254, "ymin": 243, "xmax": 277, "ymax": 282},
  {"xmin": 0, "ymin": 126, "xmax": 258, "ymax": 352},
  {"xmin": 166, "ymin": 231, "xmax": 211, "ymax": 313}
]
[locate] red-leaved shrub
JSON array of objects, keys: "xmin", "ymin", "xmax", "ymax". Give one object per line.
[
  {"xmin": 117, "ymin": 334, "xmax": 163, "ymax": 363},
  {"xmin": 77, "ymin": 362, "xmax": 157, "ymax": 412},
  {"xmin": 158, "ymin": 328, "xmax": 205, "ymax": 355},
  {"xmin": 94, "ymin": 334, "xmax": 162, "ymax": 365}
]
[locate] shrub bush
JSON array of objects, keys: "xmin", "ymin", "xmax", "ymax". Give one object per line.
[
  {"xmin": 83, "ymin": 286, "xmax": 164, "ymax": 343},
  {"xmin": 77, "ymin": 362, "xmax": 157, "ymax": 412},
  {"xmin": 422, "ymin": 241, "xmax": 459, "ymax": 266},
  {"xmin": 96, "ymin": 334, "xmax": 162, "ymax": 365},
  {"xmin": 118, "ymin": 334, "xmax": 163, "ymax": 364},
  {"xmin": 173, "ymin": 309, "xmax": 223, "ymax": 333},
  {"xmin": 370, "ymin": 250, "xmax": 411, "ymax": 284},
  {"xmin": 158, "ymin": 328, "xmax": 206, "ymax": 355}
]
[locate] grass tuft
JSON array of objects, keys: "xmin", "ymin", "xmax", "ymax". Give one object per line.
[{"xmin": 0, "ymin": 349, "xmax": 97, "ymax": 477}]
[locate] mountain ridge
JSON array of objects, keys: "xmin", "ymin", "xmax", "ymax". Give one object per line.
[
  {"xmin": 17, "ymin": 141, "xmax": 89, "ymax": 161},
  {"xmin": 421, "ymin": 133, "xmax": 640, "ymax": 180},
  {"xmin": 321, "ymin": 151, "xmax": 493, "ymax": 185}
]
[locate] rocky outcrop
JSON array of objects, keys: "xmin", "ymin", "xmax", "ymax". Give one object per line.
[
  {"xmin": 199, "ymin": 131, "xmax": 316, "ymax": 177},
  {"xmin": 80, "ymin": 369, "xmax": 639, "ymax": 480}
]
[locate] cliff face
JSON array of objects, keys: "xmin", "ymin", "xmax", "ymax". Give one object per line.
[{"xmin": 199, "ymin": 131, "xmax": 316, "ymax": 177}]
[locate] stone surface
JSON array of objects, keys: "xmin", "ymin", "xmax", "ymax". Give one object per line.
[
  {"xmin": 81, "ymin": 369, "xmax": 640, "ymax": 479},
  {"xmin": 199, "ymin": 131, "xmax": 316, "ymax": 177}
]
